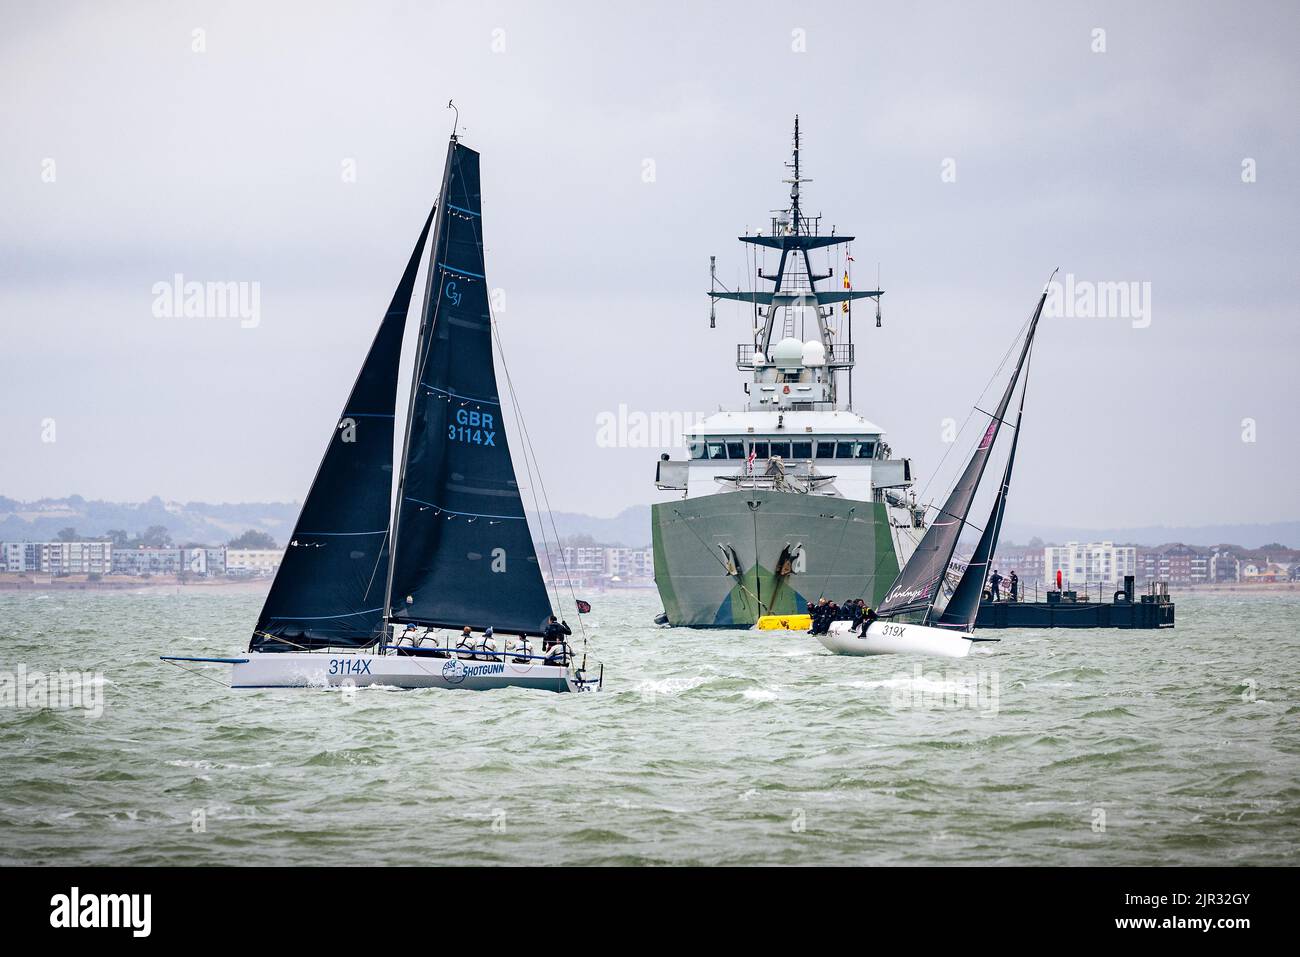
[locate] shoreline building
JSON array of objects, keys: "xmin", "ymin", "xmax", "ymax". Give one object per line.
[
  {"xmin": 1, "ymin": 541, "xmax": 114, "ymax": 575},
  {"xmin": 111, "ymin": 546, "xmax": 183, "ymax": 576},
  {"xmin": 225, "ymin": 547, "xmax": 281, "ymax": 577},
  {"xmin": 1043, "ymin": 542, "xmax": 1137, "ymax": 588}
]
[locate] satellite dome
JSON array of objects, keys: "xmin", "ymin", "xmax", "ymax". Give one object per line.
[
  {"xmin": 772, "ymin": 337, "xmax": 804, "ymax": 367},
  {"xmin": 802, "ymin": 340, "xmax": 826, "ymax": 367}
]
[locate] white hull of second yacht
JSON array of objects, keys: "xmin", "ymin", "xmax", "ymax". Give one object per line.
[
  {"xmin": 816, "ymin": 619, "xmax": 973, "ymax": 659},
  {"xmin": 163, "ymin": 651, "xmax": 597, "ymax": 693}
]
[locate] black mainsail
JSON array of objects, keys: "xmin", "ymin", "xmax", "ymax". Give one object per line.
[
  {"xmin": 875, "ymin": 282, "xmax": 1049, "ymax": 625},
  {"xmin": 934, "ymin": 358, "xmax": 1030, "ymax": 631},
  {"xmin": 386, "ymin": 139, "xmax": 554, "ymax": 636},
  {"xmin": 250, "ymin": 210, "xmax": 434, "ymax": 651}
]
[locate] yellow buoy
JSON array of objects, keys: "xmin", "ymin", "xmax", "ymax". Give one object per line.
[{"xmin": 755, "ymin": 613, "xmax": 812, "ymax": 631}]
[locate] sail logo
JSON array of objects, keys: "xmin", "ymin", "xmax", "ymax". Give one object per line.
[
  {"xmin": 445, "ymin": 281, "xmax": 463, "ymax": 306},
  {"xmin": 49, "ymin": 887, "xmax": 151, "ymax": 937},
  {"xmin": 882, "ymin": 577, "xmax": 936, "ymax": 609},
  {"xmin": 1044, "ymin": 273, "xmax": 1152, "ymax": 328},
  {"xmin": 151, "ymin": 274, "xmax": 261, "ymax": 328},
  {"xmin": 442, "ymin": 659, "xmax": 504, "ymax": 684}
]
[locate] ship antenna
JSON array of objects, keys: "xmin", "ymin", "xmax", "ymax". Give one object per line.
[
  {"xmin": 791, "ymin": 115, "xmax": 801, "ymax": 235},
  {"xmin": 447, "ymin": 99, "xmax": 460, "ymax": 142}
]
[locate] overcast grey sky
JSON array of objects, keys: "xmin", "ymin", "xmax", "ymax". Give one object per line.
[{"xmin": 2, "ymin": 0, "xmax": 1297, "ymax": 529}]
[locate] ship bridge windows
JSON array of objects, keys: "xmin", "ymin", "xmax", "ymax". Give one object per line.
[
  {"xmin": 809, "ymin": 439, "xmax": 878, "ymax": 460},
  {"xmin": 688, "ymin": 439, "xmax": 735, "ymax": 460},
  {"xmin": 688, "ymin": 436, "xmax": 877, "ymax": 462},
  {"xmin": 834, "ymin": 440, "xmax": 877, "ymax": 460}
]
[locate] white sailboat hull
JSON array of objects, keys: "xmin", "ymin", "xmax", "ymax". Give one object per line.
[
  {"xmin": 226, "ymin": 651, "xmax": 594, "ymax": 693},
  {"xmin": 816, "ymin": 619, "xmax": 973, "ymax": 659}
]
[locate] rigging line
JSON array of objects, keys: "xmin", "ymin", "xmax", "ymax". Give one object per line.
[
  {"xmin": 450, "ymin": 169, "xmax": 588, "ymax": 652},
  {"xmin": 361, "ymin": 528, "xmax": 389, "ymax": 608},
  {"xmin": 162, "ymin": 658, "xmax": 231, "ymax": 689},
  {"xmin": 494, "ymin": 331, "xmax": 588, "ymax": 646},
  {"xmin": 913, "ymin": 410, "xmax": 987, "ymax": 521},
  {"xmin": 922, "ymin": 303, "xmax": 1036, "ymax": 507},
  {"xmin": 848, "ymin": 314, "xmax": 1036, "ymax": 604},
  {"xmin": 910, "ymin": 305, "xmax": 1034, "ymax": 506},
  {"xmin": 251, "ymin": 630, "xmax": 307, "ymax": 650},
  {"xmin": 812, "ymin": 505, "xmax": 857, "ymax": 601},
  {"xmin": 499, "ymin": 346, "xmax": 563, "ymax": 613},
  {"xmin": 671, "ymin": 507, "xmax": 769, "ymax": 614}
]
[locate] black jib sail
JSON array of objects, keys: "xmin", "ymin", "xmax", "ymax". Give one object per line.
[
  {"xmin": 875, "ymin": 282, "xmax": 1050, "ymax": 624},
  {"xmin": 386, "ymin": 140, "xmax": 554, "ymax": 637},
  {"xmin": 935, "ymin": 355, "xmax": 1031, "ymax": 631},
  {"xmin": 250, "ymin": 210, "xmax": 434, "ymax": 651}
]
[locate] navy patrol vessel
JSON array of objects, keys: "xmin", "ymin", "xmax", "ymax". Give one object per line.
[{"xmin": 652, "ymin": 119, "xmax": 926, "ymax": 627}]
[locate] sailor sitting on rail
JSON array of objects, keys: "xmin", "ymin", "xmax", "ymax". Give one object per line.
[
  {"xmin": 455, "ymin": 626, "xmax": 476, "ymax": 659},
  {"xmin": 395, "ymin": 623, "xmax": 428, "ymax": 650},
  {"xmin": 507, "ymin": 632, "xmax": 533, "ymax": 664},
  {"xmin": 475, "ymin": 627, "xmax": 500, "ymax": 662}
]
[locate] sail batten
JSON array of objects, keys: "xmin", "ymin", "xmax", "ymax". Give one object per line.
[
  {"xmin": 875, "ymin": 285, "xmax": 1049, "ymax": 624},
  {"xmin": 385, "ymin": 140, "xmax": 555, "ymax": 635},
  {"xmin": 250, "ymin": 208, "xmax": 435, "ymax": 651}
]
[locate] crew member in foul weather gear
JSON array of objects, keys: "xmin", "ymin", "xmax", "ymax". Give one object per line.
[
  {"xmin": 989, "ymin": 570, "xmax": 1003, "ymax": 601},
  {"xmin": 857, "ymin": 605, "xmax": 878, "ymax": 636},
  {"xmin": 1009, "ymin": 571, "xmax": 1019, "ymax": 602},
  {"xmin": 849, "ymin": 599, "xmax": 864, "ymax": 627},
  {"xmin": 811, "ymin": 598, "xmax": 834, "ymax": 635},
  {"xmin": 543, "ymin": 615, "xmax": 572, "ymax": 651}
]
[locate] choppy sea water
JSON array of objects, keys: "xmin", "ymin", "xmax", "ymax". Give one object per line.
[{"xmin": 0, "ymin": 588, "xmax": 1296, "ymax": 866}]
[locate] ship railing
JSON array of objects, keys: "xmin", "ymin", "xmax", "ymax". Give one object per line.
[
  {"xmin": 736, "ymin": 343, "xmax": 854, "ymax": 370},
  {"xmin": 713, "ymin": 469, "xmax": 833, "ymax": 492}
]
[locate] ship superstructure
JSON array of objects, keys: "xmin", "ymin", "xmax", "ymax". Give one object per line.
[{"xmin": 651, "ymin": 118, "xmax": 925, "ymax": 627}]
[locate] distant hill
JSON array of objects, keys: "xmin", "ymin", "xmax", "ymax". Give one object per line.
[
  {"xmin": 1, "ymin": 496, "xmax": 1291, "ymax": 552},
  {"xmin": 531, "ymin": 506, "xmax": 653, "ymax": 548},
  {"xmin": 0, "ymin": 495, "xmax": 653, "ymax": 550},
  {"xmin": 0, "ymin": 496, "xmax": 299, "ymax": 547}
]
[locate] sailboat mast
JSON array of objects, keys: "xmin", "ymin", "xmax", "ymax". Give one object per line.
[{"xmin": 383, "ymin": 143, "xmax": 454, "ymax": 624}]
